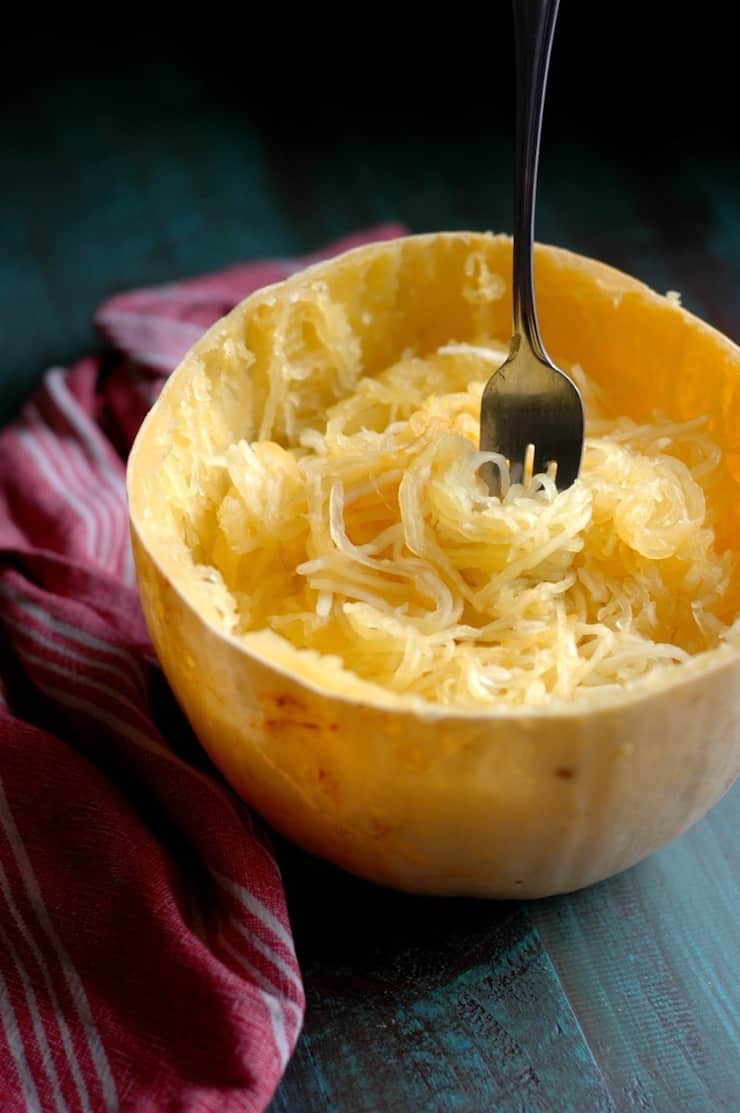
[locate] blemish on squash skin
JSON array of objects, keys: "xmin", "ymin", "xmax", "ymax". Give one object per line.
[
  {"xmin": 315, "ymin": 767, "xmax": 340, "ymax": 804},
  {"xmin": 265, "ymin": 718, "xmax": 320, "ymax": 732},
  {"xmin": 370, "ymin": 815, "xmax": 393, "ymax": 839},
  {"xmin": 264, "ymin": 693, "xmax": 320, "ymax": 730},
  {"xmin": 555, "ymin": 767, "xmax": 576, "ymax": 780},
  {"xmin": 274, "ymin": 694, "xmax": 307, "ymax": 713}
]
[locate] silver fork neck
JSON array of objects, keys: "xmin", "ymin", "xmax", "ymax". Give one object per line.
[{"xmin": 512, "ymin": 0, "xmax": 560, "ymax": 363}]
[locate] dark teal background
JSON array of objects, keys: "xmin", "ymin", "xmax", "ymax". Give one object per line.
[
  {"xmin": 2, "ymin": 25, "xmax": 738, "ymax": 422},
  {"xmin": 2, "ymin": 23, "xmax": 739, "ymax": 1113}
]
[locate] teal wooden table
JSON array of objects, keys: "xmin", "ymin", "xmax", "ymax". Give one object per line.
[{"xmin": 2, "ymin": 32, "xmax": 738, "ymax": 1113}]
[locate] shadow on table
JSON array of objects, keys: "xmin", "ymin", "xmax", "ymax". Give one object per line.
[{"xmin": 277, "ymin": 835, "xmax": 519, "ymax": 980}]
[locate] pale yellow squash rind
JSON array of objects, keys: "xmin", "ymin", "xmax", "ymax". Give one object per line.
[{"xmin": 127, "ymin": 232, "xmax": 740, "ymax": 896}]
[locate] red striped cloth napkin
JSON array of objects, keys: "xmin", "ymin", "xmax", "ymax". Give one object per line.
[{"xmin": 0, "ymin": 224, "xmax": 406, "ymax": 1113}]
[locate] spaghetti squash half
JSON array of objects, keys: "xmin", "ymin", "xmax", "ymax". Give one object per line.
[{"xmin": 127, "ymin": 233, "xmax": 740, "ymax": 896}]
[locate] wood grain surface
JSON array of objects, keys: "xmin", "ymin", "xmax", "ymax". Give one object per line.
[{"xmin": 2, "ymin": 34, "xmax": 738, "ymax": 1113}]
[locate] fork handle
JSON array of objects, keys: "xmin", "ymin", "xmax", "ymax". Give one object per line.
[{"xmin": 512, "ymin": 0, "xmax": 560, "ymax": 360}]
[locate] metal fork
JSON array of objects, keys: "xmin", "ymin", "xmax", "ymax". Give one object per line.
[{"xmin": 480, "ymin": 0, "xmax": 584, "ymax": 494}]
